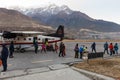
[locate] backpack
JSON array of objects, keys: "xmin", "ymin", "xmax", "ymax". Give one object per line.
[{"xmin": 74, "ymin": 47, "xmax": 79, "ymax": 52}]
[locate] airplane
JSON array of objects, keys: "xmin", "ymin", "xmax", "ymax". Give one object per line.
[{"xmin": 0, "ymin": 25, "xmax": 64, "ymax": 52}]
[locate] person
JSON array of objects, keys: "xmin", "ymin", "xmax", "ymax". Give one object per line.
[
  {"xmin": 109, "ymin": 43, "xmax": 113, "ymax": 56},
  {"xmin": 79, "ymin": 45, "xmax": 84, "ymax": 59},
  {"xmin": 1, "ymin": 44, "xmax": 9, "ymax": 72},
  {"xmin": 58, "ymin": 42, "xmax": 63, "ymax": 57},
  {"xmin": 9, "ymin": 41, "xmax": 14, "ymax": 58},
  {"xmin": 46, "ymin": 43, "xmax": 50, "ymax": 51},
  {"xmin": 114, "ymin": 43, "xmax": 119, "ymax": 55},
  {"xmin": 74, "ymin": 43, "xmax": 79, "ymax": 58},
  {"xmin": 41, "ymin": 43, "xmax": 46, "ymax": 53},
  {"xmin": 104, "ymin": 42, "xmax": 109, "ymax": 54},
  {"xmin": 34, "ymin": 40, "xmax": 38, "ymax": 54},
  {"xmin": 62, "ymin": 43, "xmax": 66, "ymax": 57},
  {"xmin": 49, "ymin": 44, "xmax": 54, "ymax": 51},
  {"xmin": 0, "ymin": 57, "xmax": 2, "ymax": 67},
  {"xmin": 91, "ymin": 42, "xmax": 96, "ymax": 53},
  {"xmin": 54, "ymin": 42, "xmax": 58, "ymax": 53},
  {"xmin": 83, "ymin": 46, "xmax": 88, "ymax": 53}
]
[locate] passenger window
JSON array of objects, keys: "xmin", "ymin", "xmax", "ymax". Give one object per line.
[
  {"xmin": 24, "ymin": 38, "xmax": 26, "ymax": 40},
  {"xmin": 29, "ymin": 38, "xmax": 31, "ymax": 40}
]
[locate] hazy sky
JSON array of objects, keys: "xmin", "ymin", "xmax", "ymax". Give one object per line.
[{"xmin": 0, "ymin": 0, "xmax": 120, "ymax": 24}]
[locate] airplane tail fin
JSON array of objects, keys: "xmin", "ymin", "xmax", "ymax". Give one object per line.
[
  {"xmin": 55, "ymin": 25, "xmax": 64, "ymax": 39},
  {"xmin": 47, "ymin": 25, "xmax": 64, "ymax": 40}
]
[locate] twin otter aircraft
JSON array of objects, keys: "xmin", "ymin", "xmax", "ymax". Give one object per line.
[{"xmin": 0, "ymin": 25, "xmax": 64, "ymax": 52}]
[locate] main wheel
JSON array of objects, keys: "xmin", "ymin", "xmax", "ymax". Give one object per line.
[{"xmin": 20, "ymin": 48, "xmax": 25, "ymax": 53}]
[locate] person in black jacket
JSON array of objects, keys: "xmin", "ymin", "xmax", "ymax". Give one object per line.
[
  {"xmin": 91, "ymin": 42, "xmax": 96, "ymax": 53},
  {"xmin": 1, "ymin": 44, "xmax": 9, "ymax": 72},
  {"xmin": 58, "ymin": 42, "xmax": 63, "ymax": 57},
  {"xmin": 104, "ymin": 42, "xmax": 109, "ymax": 54},
  {"xmin": 9, "ymin": 41, "xmax": 14, "ymax": 58}
]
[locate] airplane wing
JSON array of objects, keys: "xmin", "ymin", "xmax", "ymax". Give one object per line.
[
  {"xmin": 3, "ymin": 31, "xmax": 46, "ymax": 38},
  {"xmin": 11, "ymin": 31, "xmax": 45, "ymax": 34},
  {"xmin": 2, "ymin": 25, "xmax": 64, "ymax": 39}
]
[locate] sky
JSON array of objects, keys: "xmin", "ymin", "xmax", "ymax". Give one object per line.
[{"xmin": 0, "ymin": 0, "xmax": 120, "ymax": 24}]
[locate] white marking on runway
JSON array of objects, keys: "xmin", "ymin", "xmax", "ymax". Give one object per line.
[
  {"xmin": 8, "ymin": 64, "xmax": 12, "ymax": 66},
  {"xmin": 31, "ymin": 60, "xmax": 53, "ymax": 63}
]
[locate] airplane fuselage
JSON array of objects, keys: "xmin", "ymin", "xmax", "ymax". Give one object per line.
[
  {"xmin": 0, "ymin": 35, "xmax": 61, "ymax": 52},
  {"xmin": 0, "ymin": 35, "xmax": 61, "ymax": 44}
]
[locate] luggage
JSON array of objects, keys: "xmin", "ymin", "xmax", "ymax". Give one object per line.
[{"xmin": 113, "ymin": 50, "xmax": 115, "ymax": 54}]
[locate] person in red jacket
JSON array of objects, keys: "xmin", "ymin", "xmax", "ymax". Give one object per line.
[
  {"xmin": 54, "ymin": 42, "xmax": 58, "ymax": 53},
  {"xmin": 109, "ymin": 43, "xmax": 113, "ymax": 56}
]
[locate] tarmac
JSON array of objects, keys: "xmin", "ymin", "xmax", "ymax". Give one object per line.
[
  {"xmin": 0, "ymin": 64, "xmax": 115, "ymax": 80},
  {"xmin": 0, "ymin": 41, "xmax": 117, "ymax": 80},
  {"xmin": 0, "ymin": 64, "xmax": 91, "ymax": 80}
]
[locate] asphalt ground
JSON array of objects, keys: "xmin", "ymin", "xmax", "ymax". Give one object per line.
[
  {"xmin": 0, "ymin": 41, "xmax": 119, "ymax": 71},
  {"xmin": 0, "ymin": 41, "xmax": 118, "ymax": 80}
]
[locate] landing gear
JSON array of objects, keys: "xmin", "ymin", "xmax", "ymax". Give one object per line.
[{"xmin": 15, "ymin": 47, "xmax": 26, "ymax": 53}]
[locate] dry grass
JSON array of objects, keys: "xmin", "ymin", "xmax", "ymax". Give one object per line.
[{"xmin": 74, "ymin": 57, "xmax": 120, "ymax": 79}]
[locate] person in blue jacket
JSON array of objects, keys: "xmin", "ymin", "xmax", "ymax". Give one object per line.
[
  {"xmin": 79, "ymin": 45, "xmax": 84, "ymax": 59},
  {"xmin": 1, "ymin": 44, "xmax": 9, "ymax": 72},
  {"xmin": 114, "ymin": 43, "xmax": 119, "ymax": 55}
]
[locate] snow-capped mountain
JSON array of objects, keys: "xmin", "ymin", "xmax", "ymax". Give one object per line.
[{"xmin": 9, "ymin": 4, "xmax": 73, "ymax": 17}]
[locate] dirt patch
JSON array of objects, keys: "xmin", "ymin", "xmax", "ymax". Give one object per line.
[{"xmin": 74, "ymin": 57, "xmax": 120, "ymax": 79}]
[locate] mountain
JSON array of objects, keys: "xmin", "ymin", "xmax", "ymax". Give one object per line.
[
  {"xmin": 0, "ymin": 8, "xmax": 53, "ymax": 32},
  {"xmin": 10, "ymin": 4, "xmax": 120, "ymax": 32}
]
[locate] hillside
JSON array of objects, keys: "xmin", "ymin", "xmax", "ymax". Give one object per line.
[{"xmin": 0, "ymin": 8, "xmax": 53, "ymax": 32}]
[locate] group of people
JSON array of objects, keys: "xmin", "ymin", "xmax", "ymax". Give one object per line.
[
  {"xmin": 58, "ymin": 42, "xmax": 66, "ymax": 57},
  {"xmin": 0, "ymin": 41, "xmax": 14, "ymax": 72},
  {"xmin": 33, "ymin": 37, "xmax": 66, "ymax": 57},
  {"xmin": 74, "ymin": 43, "xmax": 88, "ymax": 59},
  {"xmin": 33, "ymin": 37, "xmax": 60, "ymax": 54},
  {"xmin": 104, "ymin": 42, "xmax": 119, "ymax": 56},
  {"xmin": 40, "ymin": 41, "xmax": 66, "ymax": 57},
  {"xmin": 74, "ymin": 41, "xmax": 119, "ymax": 59},
  {"xmin": 33, "ymin": 41, "xmax": 59, "ymax": 54},
  {"xmin": 91, "ymin": 42, "xmax": 119, "ymax": 56},
  {"xmin": 40, "ymin": 42, "xmax": 58, "ymax": 53}
]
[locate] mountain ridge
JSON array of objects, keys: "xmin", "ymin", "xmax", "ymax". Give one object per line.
[{"xmin": 10, "ymin": 4, "xmax": 120, "ymax": 32}]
